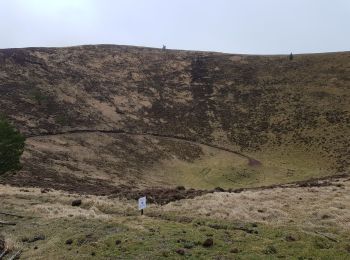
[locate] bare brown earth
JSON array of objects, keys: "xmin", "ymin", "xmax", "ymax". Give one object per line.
[{"xmin": 0, "ymin": 45, "xmax": 349, "ymax": 194}]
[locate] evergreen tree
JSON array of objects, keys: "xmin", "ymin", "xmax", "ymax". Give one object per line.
[{"xmin": 0, "ymin": 116, "xmax": 25, "ymax": 175}]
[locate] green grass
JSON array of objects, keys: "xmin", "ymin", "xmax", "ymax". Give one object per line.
[
  {"xmin": 150, "ymin": 145, "xmax": 334, "ymax": 190},
  {"xmin": 3, "ymin": 213, "xmax": 350, "ymax": 259}
]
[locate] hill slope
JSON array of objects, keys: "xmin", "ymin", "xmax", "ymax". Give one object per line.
[{"xmin": 0, "ymin": 45, "xmax": 349, "ymax": 192}]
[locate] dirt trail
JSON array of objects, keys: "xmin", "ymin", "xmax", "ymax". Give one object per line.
[
  {"xmin": 8, "ymin": 130, "xmax": 347, "ymax": 203},
  {"xmin": 25, "ymin": 129, "xmax": 261, "ymax": 165}
]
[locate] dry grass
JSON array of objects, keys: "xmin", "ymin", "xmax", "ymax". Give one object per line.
[
  {"xmin": 4, "ymin": 176, "xmax": 347, "ymax": 232},
  {"xmin": 17, "ymin": 131, "xmax": 336, "ymax": 193},
  {"xmin": 2, "ymin": 180, "xmax": 350, "ymax": 259},
  {"xmin": 0, "ymin": 185, "xmax": 139, "ymax": 220},
  {"xmin": 162, "ymin": 177, "xmax": 350, "ymax": 231}
]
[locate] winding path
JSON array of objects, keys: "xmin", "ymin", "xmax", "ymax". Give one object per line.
[{"xmin": 26, "ymin": 129, "xmax": 261, "ymax": 165}]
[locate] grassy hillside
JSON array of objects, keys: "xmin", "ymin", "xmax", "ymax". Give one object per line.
[
  {"xmin": 0, "ymin": 45, "xmax": 350, "ymax": 259},
  {"xmin": 0, "ymin": 45, "xmax": 349, "ymax": 191}
]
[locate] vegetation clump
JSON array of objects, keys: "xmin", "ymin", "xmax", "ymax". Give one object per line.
[
  {"xmin": 202, "ymin": 238, "xmax": 214, "ymax": 247},
  {"xmin": 176, "ymin": 185, "xmax": 186, "ymax": 191},
  {"xmin": 264, "ymin": 244, "xmax": 277, "ymax": 254},
  {"xmin": 175, "ymin": 248, "xmax": 185, "ymax": 255},
  {"xmin": 0, "ymin": 116, "xmax": 25, "ymax": 175},
  {"xmin": 71, "ymin": 199, "xmax": 82, "ymax": 207},
  {"xmin": 30, "ymin": 89, "xmax": 48, "ymax": 106}
]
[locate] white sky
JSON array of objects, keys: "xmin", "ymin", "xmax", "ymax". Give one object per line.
[{"xmin": 0, "ymin": 0, "xmax": 349, "ymax": 54}]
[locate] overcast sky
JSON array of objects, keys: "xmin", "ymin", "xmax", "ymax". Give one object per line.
[{"xmin": 0, "ymin": 0, "xmax": 349, "ymax": 54}]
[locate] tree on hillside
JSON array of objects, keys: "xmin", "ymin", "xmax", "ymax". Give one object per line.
[
  {"xmin": 289, "ymin": 52, "xmax": 294, "ymax": 60},
  {"xmin": 0, "ymin": 116, "xmax": 25, "ymax": 175}
]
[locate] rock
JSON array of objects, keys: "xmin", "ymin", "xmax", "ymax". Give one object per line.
[
  {"xmin": 115, "ymin": 240, "xmax": 121, "ymax": 245},
  {"xmin": 41, "ymin": 188, "xmax": 50, "ymax": 193},
  {"xmin": 65, "ymin": 239, "xmax": 73, "ymax": 245},
  {"xmin": 71, "ymin": 199, "xmax": 82, "ymax": 206},
  {"xmin": 175, "ymin": 248, "xmax": 185, "ymax": 255},
  {"xmin": 202, "ymin": 238, "xmax": 214, "ymax": 247}
]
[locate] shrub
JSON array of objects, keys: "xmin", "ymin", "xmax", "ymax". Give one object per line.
[
  {"xmin": 0, "ymin": 116, "xmax": 25, "ymax": 175},
  {"xmin": 30, "ymin": 89, "xmax": 48, "ymax": 105},
  {"xmin": 263, "ymin": 244, "xmax": 277, "ymax": 254},
  {"xmin": 176, "ymin": 185, "xmax": 186, "ymax": 191},
  {"xmin": 214, "ymin": 187, "xmax": 225, "ymax": 192}
]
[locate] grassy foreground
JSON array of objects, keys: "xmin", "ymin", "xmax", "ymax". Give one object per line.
[
  {"xmin": 3, "ymin": 216, "xmax": 350, "ymax": 259},
  {"xmin": 1, "ymin": 184, "xmax": 350, "ymax": 259}
]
